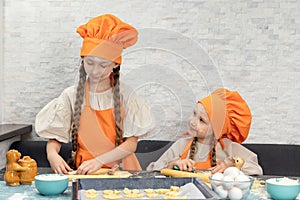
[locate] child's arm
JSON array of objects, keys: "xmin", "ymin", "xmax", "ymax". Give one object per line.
[
  {"xmin": 209, "ymin": 160, "xmax": 235, "ymax": 174},
  {"xmin": 47, "ymin": 139, "xmax": 73, "ymax": 174},
  {"xmin": 75, "ymin": 136, "xmax": 138, "ymax": 175},
  {"xmin": 146, "ymin": 138, "xmax": 188, "ymax": 171},
  {"xmin": 216, "ymin": 138, "xmax": 263, "ymax": 175}
]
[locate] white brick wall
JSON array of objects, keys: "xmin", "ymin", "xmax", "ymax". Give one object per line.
[
  {"xmin": 0, "ymin": 0, "xmax": 4, "ymax": 122},
  {"xmin": 1, "ymin": 0, "xmax": 299, "ymax": 144}
]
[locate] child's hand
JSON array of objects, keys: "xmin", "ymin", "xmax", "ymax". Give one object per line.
[
  {"xmin": 168, "ymin": 159, "xmax": 195, "ymax": 172},
  {"xmin": 209, "ymin": 160, "xmax": 234, "ymax": 174},
  {"xmin": 76, "ymin": 158, "xmax": 103, "ymax": 175},
  {"xmin": 47, "ymin": 152, "xmax": 73, "ymax": 175}
]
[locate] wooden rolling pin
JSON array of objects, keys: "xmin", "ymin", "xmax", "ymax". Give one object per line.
[{"xmin": 160, "ymin": 168, "xmax": 211, "ymax": 183}]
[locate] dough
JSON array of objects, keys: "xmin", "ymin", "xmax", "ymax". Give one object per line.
[
  {"xmin": 85, "ymin": 189, "xmax": 99, "ymax": 199},
  {"xmin": 146, "ymin": 193, "xmax": 158, "ymax": 198},
  {"xmin": 103, "ymin": 194, "xmax": 123, "ymax": 200},
  {"xmin": 165, "ymin": 191, "xmax": 179, "ymax": 197},
  {"xmin": 156, "ymin": 188, "xmax": 170, "ymax": 194},
  {"xmin": 123, "ymin": 188, "xmax": 144, "ymax": 198},
  {"xmin": 124, "ymin": 193, "xmax": 144, "ymax": 198},
  {"xmin": 123, "ymin": 188, "xmax": 131, "ymax": 194},
  {"xmin": 102, "ymin": 189, "xmax": 123, "ymax": 200},
  {"xmin": 144, "ymin": 188, "xmax": 154, "ymax": 193},
  {"xmin": 103, "ymin": 190, "xmax": 114, "ymax": 195},
  {"xmin": 170, "ymin": 186, "xmax": 179, "ymax": 192},
  {"xmin": 164, "ymin": 195, "xmax": 186, "ymax": 199}
]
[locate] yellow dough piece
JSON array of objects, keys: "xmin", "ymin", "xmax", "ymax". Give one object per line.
[
  {"xmin": 166, "ymin": 191, "xmax": 179, "ymax": 197},
  {"xmin": 131, "ymin": 189, "xmax": 139, "ymax": 194},
  {"xmin": 114, "ymin": 190, "xmax": 121, "ymax": 195},
  {"xmin": 123, "ymin": 187, "xmax": 131, "ymax": 194},
  {"xmin": 156, "ymin": 188, "xmax": 170, "ymax": 194},
  {"xmin": 103, "ymin": 190, "xmax": 114, "ymax": 195},
  {"xmin": 102, "ymin": 189, "xmax": 123, "ymax": 200},
  {"xmin": 103, "ymin": 194, "xmax": 123, "ymax": 200},
  {"xmin": 124, "ymin": 193, "xmax": 144, "ymax": 198},
  {"xmin": 67, "ymin": 170, "xmax": 132, "ymax": 181},
  {"xmin": 170, "ymin": 186, "xmax": 179, "ymax": 192},
  {"xmin": 146, "ymin": 193, "xmax": 158, "ymax": 198},
  {"xmin": 85, "ymin": 189, "xmax": 99, "ymax": 199},
  {"xmin": 144, "ymin": 188, "xmax": 154, "ymax": 193}
]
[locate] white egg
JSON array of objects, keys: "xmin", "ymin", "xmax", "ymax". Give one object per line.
[
  {"xmin": 228, "ymin": 187, "xmax": 243, "ymax": 200},
  {"xmin": 235, "ymin": 174, "xmax": 249, "ymax": 182},
  {"xmin": 222, "ymin": 175, "xmax": 234, "ymax": 189},
  {"xmin": 224, "ymin": 167, "xmax": 240, "ymax": 178},
  {"xmin": 235, "ymin": 174, "xmax": 251, "ymax": 189},
  {"xmin": 211, "ymin": 172, "xmax": 224, "ymax": 188},
  {"xmin": 215, "ymin": 185, "xmax": 228, "ymax": 199},
  {"xmin": 211, "ymin": 172, "xmax": 224, "ymax": 181}
]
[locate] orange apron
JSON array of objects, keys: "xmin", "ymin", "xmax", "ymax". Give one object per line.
[
  {"xmin": 75, "ymin": 82, "xmax": 142, "ymax": 170},
  {"xmin": 180, "ymin": 138, "xmax": 212, "ymax": 169}
]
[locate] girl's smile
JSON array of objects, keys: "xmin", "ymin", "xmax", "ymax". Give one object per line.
[{"xmin": 188, "ymin": 103, "xmax": 214, "ymax": 144}]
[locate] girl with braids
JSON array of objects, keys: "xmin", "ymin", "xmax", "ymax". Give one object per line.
[
  {"xmin": 35, "ymin": 14, "xmax": 154, "ymax": 175},
  {"xmin": 147, "ymin": 88, "xmax": 262, "ymax": 176}
]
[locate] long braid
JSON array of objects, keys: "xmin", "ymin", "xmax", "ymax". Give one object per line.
[
  {"xmin": 113, "ymin": 65, "xmax": 123, "ymax": 146},
  {"xmin": 68, "ymin": 60, "xmax": 86, "ymax": 169},
  {"xmin": 189, "ymin": 137, "xmax": 198, "ymax": 160},
  {"xmin": 189, "ymin": 137, "xmax": 216, "ymax": 167},
  {"xmin": 211, "ymin": 145, "xmax": 217, "ymax": 167}
]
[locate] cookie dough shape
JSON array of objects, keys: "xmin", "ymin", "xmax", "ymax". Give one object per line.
[{"xmin": 85, "ymin": 189, "xmax": 99, "ymax": 199}]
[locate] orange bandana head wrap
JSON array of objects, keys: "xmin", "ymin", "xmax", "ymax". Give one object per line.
[
  {"xmin": 76, "ymin": 14, "xmax": 138, "ymax": 64},
  {"xmin": 198, "ymin": 88, "xmax": 252, "ymax": 147}
]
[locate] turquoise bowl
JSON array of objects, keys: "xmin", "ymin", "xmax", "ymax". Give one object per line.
[
  {"xmin": 34, "ymin": 174, "xmax": 68, "ymax": 196},
  {"xmin": 266, "ymin": 178, "xmax": 300, "ymax": 200}
]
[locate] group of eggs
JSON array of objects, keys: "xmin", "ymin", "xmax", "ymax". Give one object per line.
[{"xmin": 210, "ymin": 167, "xmax": 252, "ymax": 200}]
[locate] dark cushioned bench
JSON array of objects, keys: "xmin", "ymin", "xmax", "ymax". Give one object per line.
[
  {"xmin": 242, "ymin": 143, "xmax": 300, "ymax": 176},
  {"xmin": 9, "ymin": 140, "xmax": 300, "ymax": 176},
  {"xmin": 135, "ymin": 140, "xmax": 174, "ymax": 170},
  {"xmin": 9, "ymin": 141, "xmax": 72, "ymax": 168}
]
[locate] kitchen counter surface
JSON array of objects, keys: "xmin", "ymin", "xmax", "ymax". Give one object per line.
[
  {"xmin": 0, "ymin": 168, "xmax": 299, "ymax": 200},
  {"xmin": 0, "ymin": 124, "xmax": 32, "ymax": 142}
]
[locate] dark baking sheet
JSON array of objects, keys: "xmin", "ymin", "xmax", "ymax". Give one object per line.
[{"xmin": 72, "ymin": 177, "xmax": 220, "ymax": 200}]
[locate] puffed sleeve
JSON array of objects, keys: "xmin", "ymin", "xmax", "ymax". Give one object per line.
[
  {"xmin": 216, "ymin": 138, "xmax": 263, "ymax": 175},
  {"xmin": 35, "ymin": 86, "xmax": 76, "ymax": 143},
  {"xmin": 121, "ymin": 83, "xmax": 155, "ymax": 138}
]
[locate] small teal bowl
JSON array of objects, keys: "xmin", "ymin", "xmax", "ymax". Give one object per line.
[
  {"xmin": 266, "ymin": 178, "xmax": 300, "ymax": 200},
  {"xmin": 34, "ymin": 174, "xmax": 68, "ymax": 196}
]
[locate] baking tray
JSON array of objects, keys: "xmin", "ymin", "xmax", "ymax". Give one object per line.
[{"xmin": 72, "ymin": 177, "xmax": 220, "ymax": 200}]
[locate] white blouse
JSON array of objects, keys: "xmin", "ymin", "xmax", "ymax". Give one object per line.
[{"xmin": 35, "ymin": 82, "xmax": 155, "ymax": 143}]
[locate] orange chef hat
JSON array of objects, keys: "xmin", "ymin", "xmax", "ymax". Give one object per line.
[
  {"xmin": 198, "ymin": 88, "xmax": 252, "ymax": 148},
  {"xmin": 76, "ymin": 14, "xmax": 138, "ymax": 64}
]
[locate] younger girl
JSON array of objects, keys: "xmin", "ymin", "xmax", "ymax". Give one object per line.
[
  {"xmin": 35, "ymin": 14, "xmax": 154, "ymax": 175},
  {"xmin": 147, "ymin": 88, "xmax": 262, "ymax": 175}
]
